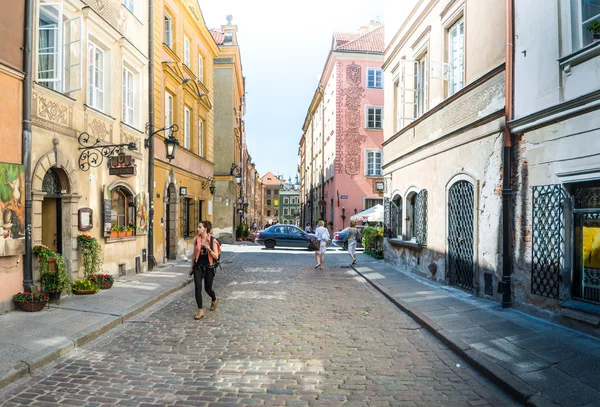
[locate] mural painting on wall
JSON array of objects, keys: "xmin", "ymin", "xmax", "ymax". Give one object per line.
[
  {"xmin": 135, "ymin": 192, "xmax": 149, "ymax": 235},
  {"xmin": 0, "ymin": 163, "xmax": 26, "ymax": 256},
  {"xmin": 341, "ymin": 62, "xmax": 365, "ymax": 178}
]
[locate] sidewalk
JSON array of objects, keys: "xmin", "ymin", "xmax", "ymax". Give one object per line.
[
  {"xmin": 351, "ymin": 253, "xmax": 600, "ymax": 407},
  {"xmin": 0, "ymin": 250, "xmax": 235, "ymax": 390}
]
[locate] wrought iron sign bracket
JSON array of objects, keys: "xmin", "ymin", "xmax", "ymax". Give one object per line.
[{"xmin": 78, "ymin": 132, "xmax": 137, "ymax": 171}]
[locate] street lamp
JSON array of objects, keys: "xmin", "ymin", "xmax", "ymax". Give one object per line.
[
  {"xmin": 164, "ymin": 135, "xmax": 179, "ymax": 161},
  {"xmin": 145, "ymin": 123, "xmax": 180, "ymax": 161},
  {"xmin": 201, "ymin": 177, "xmax": 216, "ymax": 196}
]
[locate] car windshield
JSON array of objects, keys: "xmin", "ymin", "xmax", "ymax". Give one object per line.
[{"xmin": 289, "ymin": 227, "xmax": 303, "ymax": 235}]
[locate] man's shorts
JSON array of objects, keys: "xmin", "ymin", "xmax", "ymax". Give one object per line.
[
  {"xmin": 348, "ymin": 241, "xmax": 357, "ymax": 254},
  {"xmin": 318, "ymin": 241, "xmax": 327, "ymax": 254}
]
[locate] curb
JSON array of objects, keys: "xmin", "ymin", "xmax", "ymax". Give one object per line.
[
  {"xmin": 352, "ymin": 264, "xmax": 543, "ymax": 407},
  {"xmin": 0, "ymin": 276, "xmax": 194, "ymax": 390}
]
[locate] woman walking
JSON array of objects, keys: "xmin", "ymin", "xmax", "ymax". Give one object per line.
[
  {"xmin": 345, "ymin": 220, "xmax": 359, "ymax": 265},
  {"xmin": 189, "ymin": 220, "xmax": 221, "ymax": 320},
  {"xmin": 314, "ymin": 220, "xmax": 330, "ymax": 270}
]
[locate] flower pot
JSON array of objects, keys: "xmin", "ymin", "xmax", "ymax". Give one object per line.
[
  {"xmin": 99, "ymin": 281, "xmax": 113, "ymax": 289},
  {"xmin": 72, "ymin": 289, "xmax": 97, "ymax": 295},
  {"xmin": 118, "ymin": 231, "xmax": 127, "ymax": 238},
  {"xmin": 110, "ymin": 231, "xmax": 118, "ymax": 238},
  {"xmin": 47, "ymin": 257, "xmax": 57, "ymax": 272},
  {"xmin": 126, "ymin": 231, "xmax": 133, "ymax": 237},
  {"xmin": 14, "ymin": 300, "xmax": 47, "ymax": 312},
  {"xmin": 46, "ymin": 291, "xmax": 61, "ymax": 303}
]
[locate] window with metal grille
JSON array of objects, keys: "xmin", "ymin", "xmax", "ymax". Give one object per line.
[{"xmin": 415, "ymin": 189, "xmax": 428, "ymax": 245}]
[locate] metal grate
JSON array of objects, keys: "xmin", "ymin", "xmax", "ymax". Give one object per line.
[
  {"xmin": 447, "ymin": 181, "xmax": 474, "ymax": 293},
  {"xmin": 42, "ymin": 169, "xmax": 61, "ymax": 195},
  {"xmin": 383, "ymin": 197, "xmax": 391, "ymax": 237},
  {"xmin": 415, "ymin": 190, "xmax": 428, "ymax": 245},
  {"xmin": 531, "ymin": 184, "xmax": 567, "ymax": 299}
]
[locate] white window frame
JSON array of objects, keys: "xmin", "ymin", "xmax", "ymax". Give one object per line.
[
  {"xmin": 366, "ymin": 106, "xmax": 383, "ymax": 129},
  {"xmin": 367, "ymin": 67, "xmax": 383, "ymax": 88},
  {"xmin": 571, "ymin": 0, "xmax": 600, "ymax": 50},
  {"xmin": 184, "ymin": 36, "xmax": 190, "ymax": 66},
  {"xmin": 122, "ymin": 66, "xmax": 135, "ymax": 126},
  {"xmin": 123, "ymin": 0, "xmax": 135, "ymax": 15},
  {"xmin": 365, "ymin": 149, "xmax": 383, "ymax": 176},
  {"xmin": 198, "ymin": 117, "xmax": 204, "ymax": 157},
  {"xmin": 164, "ymin": 13, "xmax": 172, "ymax": 48},
  {"xmin": 198, "ymin": 53, "xmax": 204, "ymax": 83},
  {"xmin": 37, "ymin": 3, "xmax": 82, "ymax": 94},
  {"xmin": 184, "ymin": 106, "xmax": 191, "ymax": 149},
  {"xmin": 165, "ymin": 91, "xmax": 174, "ymax": 136},
  {"xmin": 448, "ymin": 19, "xmax": 465, "ymax": 95},
  {"xmin": 87, "ymin": 41, "xmax": 105, "ymax": 111}
]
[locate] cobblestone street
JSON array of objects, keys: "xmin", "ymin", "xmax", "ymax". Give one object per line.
[{"xmin": 0, "ymin": 247, "xmax": 518, "ymax": 406}]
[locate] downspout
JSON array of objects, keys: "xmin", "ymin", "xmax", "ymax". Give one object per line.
[
  {"xmin": 321, "ymin": 96, "xmax": 325, "ymax": 223},
  {"xmin": 147, "ymin": 0, "xmax": 156, "ymax": 269},
  {"xmin": 23, "ymin": 0, "xmax": 34, "ymax": 291},
  {"xmin": 501, "ymin": 0, "xmax": 514, "ymax": 308}
]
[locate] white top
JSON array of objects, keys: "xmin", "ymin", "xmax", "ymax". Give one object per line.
[{"xmin": 314, "ymin": 226, "xmax": 330, "ymax": 242}]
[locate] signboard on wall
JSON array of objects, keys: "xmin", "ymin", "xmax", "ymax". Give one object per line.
[
  {"xmin": 0, "ymin": 163, "xmax": 25, "ymax": 256},
  {"xmin": 135, "ymin": 192, "xmax": 149, "ymax": 235}
]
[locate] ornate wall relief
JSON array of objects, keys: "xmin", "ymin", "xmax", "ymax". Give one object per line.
[
  {"xmin": 121, "ymin": 130, "xmax": 142, "ymax": 158},
  {"xmin": 334, "ymin": 61, "xmax": 344, "ymax": 174},
  {"xmin": 31, "ymin": 92, "xmax": 76, "ymax": 137},
  {"xmin": 81, "ymin": 0, "xmax": 126, "ymax": 33},
  {"xmin": 340, "ymin": 62, "xmax": 366, "ymax": 178},
  {"xmin": 84, "ymin": 114, "xmax": 112, "ymax": 142}
]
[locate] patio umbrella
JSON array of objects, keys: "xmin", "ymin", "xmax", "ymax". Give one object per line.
[{"xmin": 350, "ymin": 204, "xmax": 383, "ymax": 222}]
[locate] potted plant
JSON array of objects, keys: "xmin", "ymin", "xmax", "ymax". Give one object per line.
[
  {"xmin": 110, "ymin": 224, "xmax": 119, "ymax": 238},
  {"xmin": 34, "ymin": 244, "xmax": 71, "ymax": 302},
  {"xmin": 77, "ymin": 234, "xmax": 103, "ymax": 279},
  {"xmin": 90, "ymin": 273, "xmax": 114, "ymax": 289},
  {"xmin": 72, "ymin": 278, "xmax": 100, "ymax": 295},
  {"xmin": 126, "ymin": 225, "xmax": 135, "ymax": 237},
  {"xmin": 12, "ymin": 291, "xmax": 48, "ymax": 312},
  {"xmin": 236, "ymin": 223, "xmax": 244, "ymax": 241},
  {"xmin": 118, "ymin": 225, "xmax": 127, "ymax": 238},
  {"xmin": 588, "ymin": 20, "xmax": 600, "ymax": 41}
]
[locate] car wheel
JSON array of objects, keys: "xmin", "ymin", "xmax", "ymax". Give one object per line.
[{"xmin": 264, "ymin": 240, "xmax": 276, "ymax": 249}]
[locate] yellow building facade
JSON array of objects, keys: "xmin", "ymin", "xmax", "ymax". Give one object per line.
[{"xmin": 152, "ymin": 0, "xmax": 218, "ymax": 262}]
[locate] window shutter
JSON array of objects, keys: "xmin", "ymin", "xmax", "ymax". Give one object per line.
[
  {"xmin": 531, "ymin": 184, "xmax": 568, "ymax": 299},
  {"xmin": 415, "ymin": 189, "xmax": 428, "ymax": 245},
  {"xmin": 62, "ymin": 15, "xmax": 82, "ymax": 93},
  {"xmin": 38, "ymin": 3, "xmax": 62, "ymax": 85}
]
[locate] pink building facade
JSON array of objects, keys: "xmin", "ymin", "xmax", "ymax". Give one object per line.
[{"xmin": 300, "ymin": 23, "xmax": 385, "ymax": 233}]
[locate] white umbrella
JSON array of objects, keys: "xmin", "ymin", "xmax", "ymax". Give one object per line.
[{"xmin": 350, "ymin": 204, "xmax": 383, "ymax": 222}]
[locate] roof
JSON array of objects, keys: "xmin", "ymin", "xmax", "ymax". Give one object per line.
[
  {"xmin": 261, "ymin": 172, "xmax": 281, "ymax": 186},
  {"xmin": 210, "ymin": 29, "xmax": 224, "ymax": 45},
  {"xmin": 335, "ymin": 26, "xmax": 384, "ymax": 53},
  {"xmin": 333, "ymin": 32, "xmax": 360, "ymax": 47}
]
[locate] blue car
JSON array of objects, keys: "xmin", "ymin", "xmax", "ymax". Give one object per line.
[
  {"xmin": 256, "ymin": 225, "xmax": 317, "ymax": 249},
  {"xmin": 332, "ymin": 226, "xmax": 365, "ymax": 250}
]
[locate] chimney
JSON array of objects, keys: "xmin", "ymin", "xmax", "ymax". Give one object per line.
[
  {"xmin": 368, "ymin": 19, "xmax": 382, "ymax": 31},
  {"xmin": 359, "ymin": 26, "xmax": 369, "ymax": 34}
]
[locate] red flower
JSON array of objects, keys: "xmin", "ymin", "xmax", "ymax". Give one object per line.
[{"xmin": 24, "ymin": 291, "xmax": 30, "ymax": 295}]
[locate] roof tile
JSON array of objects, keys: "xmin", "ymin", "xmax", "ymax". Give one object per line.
[{"xmin": 335, "ymin": 26, "xmax": 384, "ymax": 53}]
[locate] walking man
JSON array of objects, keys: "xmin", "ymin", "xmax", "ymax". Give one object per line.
[
  {"xmin": 313, "ymin": 220, "xmax": 330, "ymax": 270},
  {"xmin": 305, "ymin": 223, "xmax": 312, "ymax": 233},
  {"xmin": 189, "ymin": 220, "xmax": 221, "ymax": 320},
  {"xmin": 345, "ymin": 220, "xmax": 359, "ymax": 265}
]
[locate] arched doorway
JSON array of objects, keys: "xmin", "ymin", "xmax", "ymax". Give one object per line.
[
  {"xmin": 166, "ymin": 183, "xmax": 177, "ymax": 260},
  {"xmin": 41, "ymin": 168, "xmax": 66, "ymax": 254},
  {"xmin": 447, "ymin": 180, "xmax": 475, "ymax": 293}
]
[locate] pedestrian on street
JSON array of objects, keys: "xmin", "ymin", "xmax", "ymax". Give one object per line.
[
  {"xmin": 345, "ymin": 220, "xmax": 359, "ymax": 265},
  {"xmin": 189, "ymin": 220, "xmax": 221, "ymax": 320},
  {"xmin": 313, "ymin": 220, "xmax": 330, "ymax": 270},
  {"xmin": 305, "ymin": 223, "xmax": 312, "ymax": 233}
]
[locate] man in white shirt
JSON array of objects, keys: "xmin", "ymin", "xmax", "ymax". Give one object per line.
[
  {"xmin": 304, "ymin": 223, "xmax": 312, "ymax": 233},
  {"xmin": 313, "ymin": 220, "xmax": 330, "ymax": 270}
]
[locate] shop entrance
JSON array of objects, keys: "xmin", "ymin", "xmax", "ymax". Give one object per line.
[{"xmin": 41, "ymin": 168, "xmax": 64, "ymax": 254}]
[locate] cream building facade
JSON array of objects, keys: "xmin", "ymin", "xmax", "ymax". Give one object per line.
[
  {"xmin": 31, "ymin": 0, "xmax": 151, "ymax": 279},
  {"xmin": 382, "ymin": 0, "xmax": 507, "ymax": 299}
]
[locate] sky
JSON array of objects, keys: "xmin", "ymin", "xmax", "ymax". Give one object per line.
[{"xmin": 198, "ymin": 0, "xmax": 386, "ymax": 182}]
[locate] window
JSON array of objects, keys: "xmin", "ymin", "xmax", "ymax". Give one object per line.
[
  {"xmin": 267, "ymin": 210, "xmax": 271, "ymax": 216},
  {"xmin": 367, "ymin": 68, "xmax": 383, "ymax": 88},
  {"xmin": 181, "ymin": 198, "xmax": 196, "ymax": 238},
  {"xmin": 165, "ymin": 91, "xmax": 174, "ymax": 136},
  {"xmin": 274, "ymin": 210, "xmax": 279, "ymax": 216},
  {"xmin": 184, "ymin": 106, "xmax": 191, "ymax": 149},
  {"xmin": 164, "ymin": 14, "xmax": 172, "ymax": 48},
  {"xmin": 284, "ymin": 208, "xmax": 289, "ymax": 215},
  {"xmin": 274, "ymin": 199, "xmax": 279, "ymax": 206},
  {"xmin": 366, "ymin": 150, "xmax": 382, "ymax": 176},
  {"xmin": 283, "ymin": 220, "xmax": 288, "ymax": 224},
  {"xmin": 365, "ymin": 198, "xmax": 383, "ymax": 210},
  {"xmin": 571, "ymin": 0, "xmax": 600, "ymax": 49},
  {"xmin": 267, "ymin": 199, "xmax": 271, "ymax": 206},
  {"xmin": 198, "ymin": 118, "xmax": 204, "ymax": 157},
  {"xmin": 87, "ymin": 41, "xmax": 105, "ymax": 111},
  {"xmin": 406, "ymin": 190, "xmax": 428, "ymax": 244},
  {"xmin": 110, "ymin": 186, "xmax": 134, "ymax": 230},
  {"xmin": 267, "ymin": 190, "xmax": 272, "ymax": 195},
  {"xmin": 284, "ymin": 198, "xmax": 289, "ymax": 204},
  {"xmin": 198, "ymin": 53, "xmax": 204, "ymax": 82},
  {"xmin": 224, "ymin": 29, "xmax": 233, "ymax": 45},
  {"xmin": 274, "ymin": 190, "xmax": 279, "ymax": 196},
  {"xmin": 122, "ymin": 67, "xmax": 135, "ymax": 126},
  {"xmin": 123, "ymin": 0, "xmax": 135, "ymax": 14},
  {"xmin": 448, "ymin": 19, "xmax": 465, "ymax": 95},
  {"xmin": 184, "ymin": 36, "xmax": 190, "ymax": 66},
  {"xmin": 416, "ymin": 54, "xmax": 428, "ymax": 117},
  {"xmin": 291, "ymin": 208, "xmax": 296, "ymax": 215},
  {"xmin": 37, "ymin": 3, "xmax": 82, "ymax": 93},
  {"xmin": 367, "ymin": 107, "xmax": 383, "ymax": 129}
]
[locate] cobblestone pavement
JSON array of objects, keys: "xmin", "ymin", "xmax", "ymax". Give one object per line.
[{"xmin": 0, "ymin": 247, "xmax": 519, "ymax": 406}]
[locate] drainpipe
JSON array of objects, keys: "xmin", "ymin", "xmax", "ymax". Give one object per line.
[
  {"xmin": 147, "ymin": 0, "xmax": 156, "ymax": 270},
  {"xmin": 501, "ymin": 0, "xmax": 514, "ymax": 308},
  {"xmin": 22, "ymin": 0, "xmax": 34, "ymax": 291}
]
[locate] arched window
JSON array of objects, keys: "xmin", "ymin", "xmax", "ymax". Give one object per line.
[
  {"xmin": 110, "ymin": 186, "xmax": 134, "ymax": 230},
  {"xmin": 392, "ymin": 195, "xmax": 403, "ymax": 237}
]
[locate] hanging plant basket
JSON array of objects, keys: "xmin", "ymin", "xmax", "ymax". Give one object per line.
[
  {"xmin": 72, "ymin": 289, "xmax": 98, "ymax": 295},
  {"xmin": 14, "ymin": 300, "xmax": 47, "ymax": 312},
  {"xmin": 99, "ymin": 281, "xmax": 113, "ymax": 290}
]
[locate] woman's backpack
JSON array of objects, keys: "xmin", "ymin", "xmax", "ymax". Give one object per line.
[{"xmin": 208, "ymin": 236, "xmax": 222, "ymax": 271}]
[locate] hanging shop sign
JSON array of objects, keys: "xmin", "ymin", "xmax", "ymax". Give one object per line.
[{"xmin": 108, "ymin": 153, "xmax": 137, "ymax": 177}]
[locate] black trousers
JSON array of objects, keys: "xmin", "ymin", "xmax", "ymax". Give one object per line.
[{"xmin": 193, "ymin": 265, "xmax": 216, "ymax": 309}]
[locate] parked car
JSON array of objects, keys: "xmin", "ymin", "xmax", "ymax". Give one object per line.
[
  {"xmin": 256, "ymin": 224, "xmax": 317, "ymax": 249},
  {"xmin": 332, "ymin": 226, "xmax": 365, "ymax": 250}
]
